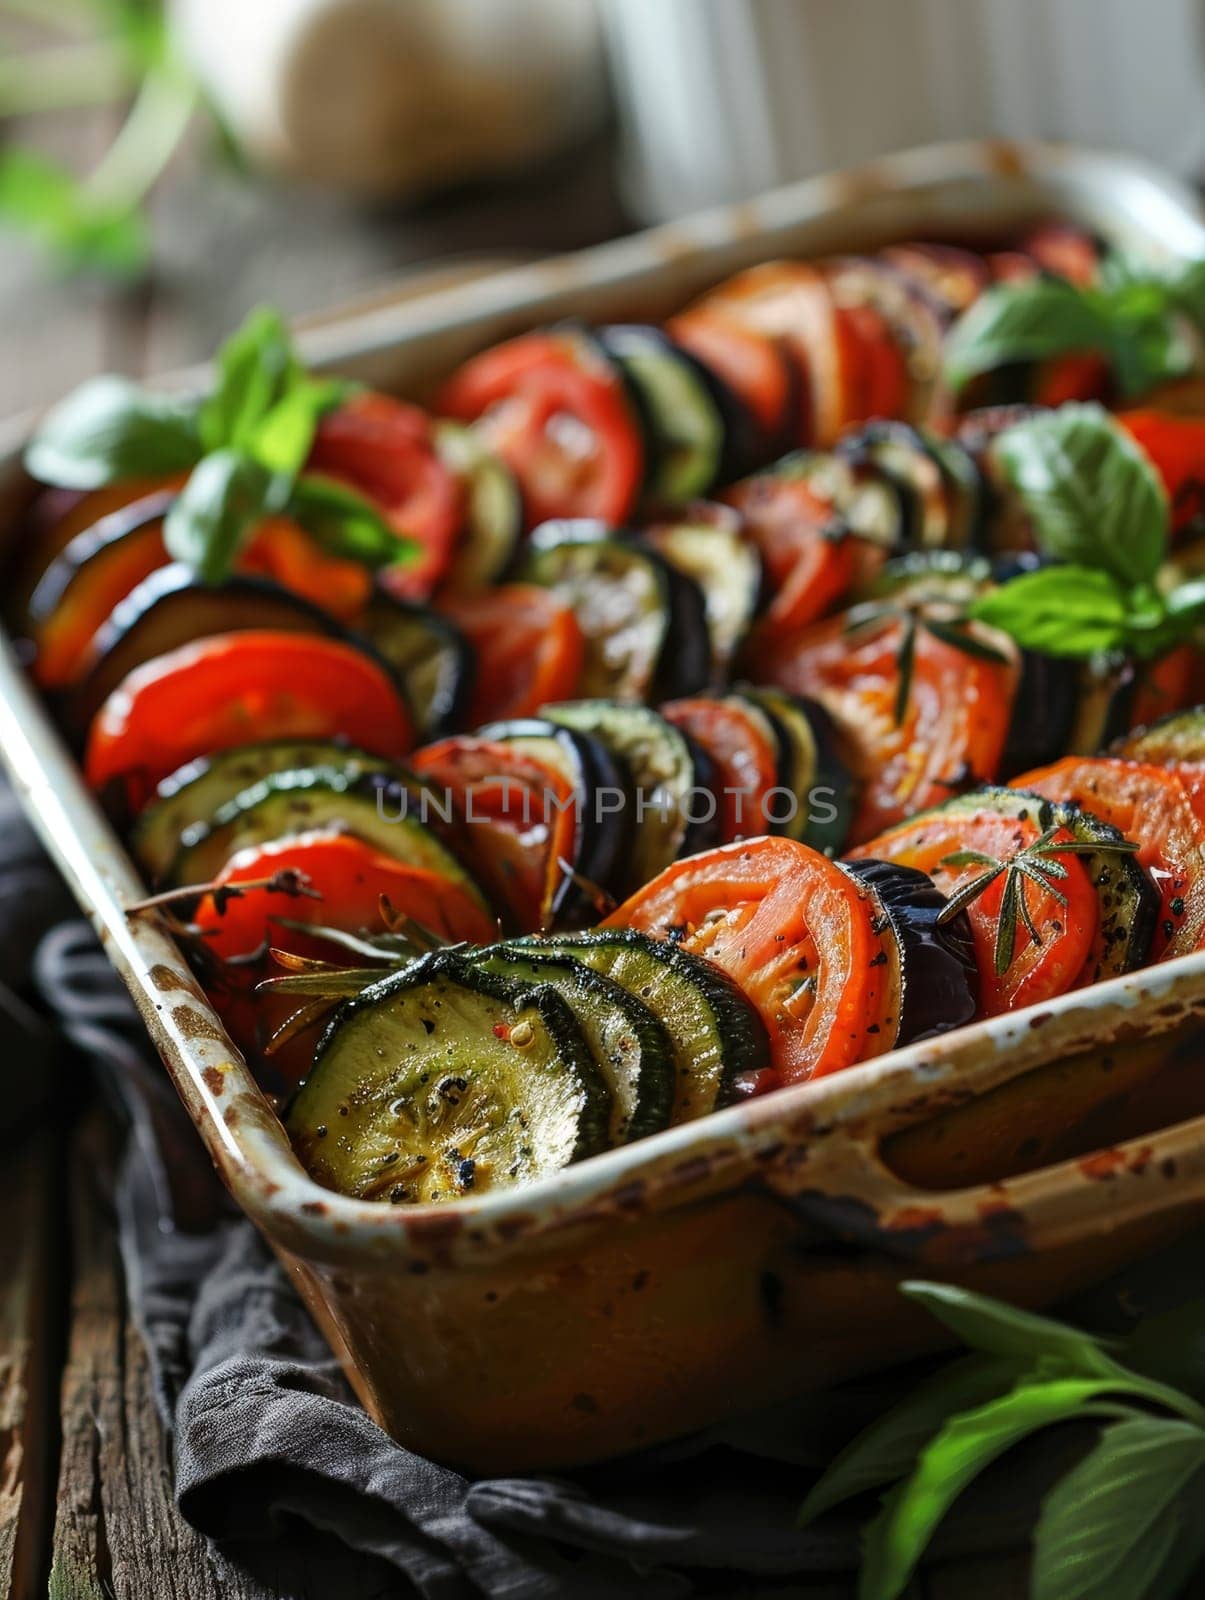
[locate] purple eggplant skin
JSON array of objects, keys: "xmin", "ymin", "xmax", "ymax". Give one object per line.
[
  {"xmin": 1000, "ymin": 650, "xmax": 1080, "ymax": 779},
  {"xmin": 473, "ymin": 716, "xmax": 635, "ymax": 928},
  {"xmin": 67, "ymin": 565, "xmax": 355, "ymax": 732},
  {"xmin": 842, "ymin": 857, "xmax": 979, "ymax": 1045},
  {"xmin": 649, "ymin": 549, "xmax": 713, "ymax": 702},
  {"xmin": 25, "ymin": 488, "xmax": 179, "ymax": 629}
]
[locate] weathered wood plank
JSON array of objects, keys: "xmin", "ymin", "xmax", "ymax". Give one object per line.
[{"xmin": 0, "ymin": 1125, "xmax": 58, "ymax": 1600}]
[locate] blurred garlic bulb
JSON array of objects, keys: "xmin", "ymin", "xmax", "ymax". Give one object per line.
[{"xmin": 170, "ymin": 0, "xmax": 605, "ymax": 199}]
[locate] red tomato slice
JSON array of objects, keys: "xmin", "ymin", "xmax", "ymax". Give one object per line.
[
  {"xmin": 695, "ymin": 262, "xmax": 854, "ymax": 446},
  {"xmin": 411, "ymin": 736, "xmax": 576, "ymax": 932},
  {"xmin": 440, "ymin": 583, "xmax": 583, "ymax": 724},
  {"xmin": 1011, "ymin": 757, "xmax": 1205, "ymax": 961},
  {"xmin": 33, "ymin": 514, "xmax": 167, "ymax": 688},
  {"xmin": 85, "ymin": 630, "xmax": 412, "ymax": 808},
  {"xmin": 661, "ymin": 697, "xmax": 780, "ymax": 844},
  {"xmin": 1120, "ymin": 412, "xmax": 1205, "ymax": 536},
  {"xmin": 1020, "ymin": 222, "xmax": 1100, "ymax": 286},
  {"xmin": 849, "ymin": 808, "xmax": 1098, "ymax": 1016},
  {"xmin": 843, "ymin": 301, "xmax": 911, "ymax": 421},
  {"xmin": 759, "ymin": 610, "xmax": 1021, "ymax": 842},
  {"xmin": 1032, "ymin": 353, "xmax": 1112, "ymax": 408},
  {"xmin": 603, "ymin": 836, "xmax": 900, "ymax": 1083},
  {"xmin": 308, "ymin": 392, "xmax": 464, "ymax": 600},
  {"xmin": 722, "ymin": 472, "xmax": 855, "ymax": 632},
  {"xmin": 239, "ymin": 517, "xmax": 374, "ymax": 621},
  {"xmin": 666, "ymin": 308, "xmax": 795, "ymax": 442},
  {"xmin": 436, "ymin": 331, "xmax": 644, "ymax": 527},
  {"xmin": 195, "ymin": 831, "xmax": 495, "ymax": 1081}
]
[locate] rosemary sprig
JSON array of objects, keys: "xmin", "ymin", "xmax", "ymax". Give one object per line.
[{"xmin": 936, "ymin": 825, "xmax": 1140, "ymax": 977}]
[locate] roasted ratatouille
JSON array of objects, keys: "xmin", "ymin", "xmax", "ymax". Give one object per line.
[{"xmin": 14, "ymin": 227, "xmax": 1205, "ymax": 1204}]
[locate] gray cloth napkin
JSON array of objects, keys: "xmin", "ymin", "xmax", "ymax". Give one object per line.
[{"xmin": 6, "ymin": 783, "xmax": 1107, "ymax": 1598}]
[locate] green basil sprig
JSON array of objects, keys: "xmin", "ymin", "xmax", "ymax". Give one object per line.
[
  {"xmin": 966, "ymin": 404, "xmax": 1205, "ymax": 661},
  {"xmin": 799, "ymin": 1281, "xmax": 1205, "ymax": 1600},
  {"xmin": 944, "ymin": 253, "xmax": 1205, "ymax": 399},
  {"xmin": 24, "ymin": 305, "xmax": 415, "ymax": 583}
]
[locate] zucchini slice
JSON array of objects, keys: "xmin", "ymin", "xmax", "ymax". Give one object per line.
[
  {"xmin": 838, "ymin": 421, "xmax": 978, "ymax": 551},
  {"xmin": 599, "ymin": 324, "xmax": 727, "ymax": 505},
  {"xmin": 68, "ymin": 565, "xmax": 349, "ymax": 731},
  {"xmin": 471, "ymin": 945, "xmax": 675, "ymax": 1142},
  {"xmin": 131, "ymin": 739, "xmax": 395, "ymax": 883},
  {"xmin": 642, "ymin": 508, "xmax": 762, "ymax": 683},
  {"xmin": 734, "ymin": 686, "xmax": 854, "ymax": 855},
  {"xmin": 287, "ymin": 952, "xmax": 611, "ymax": 1202},
  {"xmin": 469, "ymin": 717, "xmax": 633, "ymax": 925},
  {"xmin": 771, "ymin": 450, "xmax": 907, "ymax": 552},
  {"xmin": 355, "ymin": 593, "xmax": 473, "ymax": 739},
  {"xmin": 519, "ymin": 533, "xmax": 711, "ymax": 702},
  {"xmin": 541, "ymin": 700, "xmax": 721, "ymax": 892},
  {"xmin": 1112, "ymin": 707, "xmax": 1205, "ymax": 765},
  {"xmin": 433, "ymin": 421, "xmax": 522, "ymax": 590},
  {"xmin": 518, "ymin": 928, "xmax": 768, "ymax": 1122},
  {"xmin": 842, "ymin": 858, "xmax": 978, "ymax": 1045},
  {"xmin": 936, "ymin": 785, "xmax": 1159, "ymax": 981},
  {"xmin": 166, "ymin": 765, "xmax": 483, "ymax": 903}
]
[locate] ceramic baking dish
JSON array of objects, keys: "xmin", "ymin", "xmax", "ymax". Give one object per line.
[{"xmin": 4, "ymin": 139, "xmax": 1205, "ymax": 1474}]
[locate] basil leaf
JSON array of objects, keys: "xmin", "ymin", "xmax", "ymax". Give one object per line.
[
  {"xmin": 944, "ymin": 279, "xmax": 1117, "ymax": 392},
  {"xmin": 992, "ymin": 404, "xmax": 1169, "ymax": 586},
  {"xmin": 199, "ymin": 305, "xmax": 297, "ymax": 454},
  {"xmin": 287, "ymin": 475, "xmax": 412, "ymax": 569},
  {"xmin": 859, "ymin": 1380, "xmax": 1139, "ymax": 1600},
  {"xmin": 1166, "ymin": 258, "xmax": 1205, "ymax": 337},
  {"xmin": 798, "ymin": 1355, "xmax": 1021, "ymax": 1525},
  {"xmin": 25, "ymin": 374, "xmax": 202, "ymax": 490},
  {"xmin": 253, "ymin": 377, "xmax": 353, "ymax": 478},
  {"xmin": 163, "ymin": 449, "xmax": 274, "ymax": 583},
  {"xmin": 969, "ymin": 567, "xmax": 1134, "ymax": 656},
  {"xmin": 1032, "ymin": 1417, "xmax": 1205, "ymax": 1600},
  {"xmin": 0, "ymin": 148, "xmax": 150, "ymax": 279},
  {"xmin": 900, "ymin": 1282, "xmax": 1120, "ymax": 1374}
]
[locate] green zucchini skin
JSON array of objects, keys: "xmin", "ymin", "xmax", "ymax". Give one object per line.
[
  {"xmin": 355, "ymin": 593, "xmax": 474, "ymax": 739},
  {"xmin": 471, "ymin": 945, "xmax": 675, "ymax": 1143},
  {"xmin": 540, "ymin": 700, "xmax": 722, "ymax": 892},
  {"xmin": 599, "ymin": 324, "xmax": 727, "ymax": 506},
  {"xmin": 641, "ymin": 510, "xmax": 762, "ymax": 686},
  {"xmin": 929, "ymin": 785, "xmax": 1160, "ymax": 982},
  {"xmin": 131, "ymin": 740, "xmax": 396, "ymax": 883},
  {"xmin": 287, "ymin": 951, "xmax": 611, "ymax": 1202},
  {"xmin": 517, "ymin": 928, "xmax": 769, "ymax": 1123},
  {"xmin": 433, "ymin": 421, "xmax": 522, "ymax": 589},
  {"xmin": 165, "ymin": 765, "xmax": 484, "ymax": 905},
  {"xmin": 1111, "ymin": 706, "xmax": 1205, "ymax": 764},
  {"xmin": 770, "ymin": 449, "xmax": 908, "ymax": 553}
]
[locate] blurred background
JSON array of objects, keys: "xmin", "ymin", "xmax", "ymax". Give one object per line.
[{"xmin": 2, "ymin": 0, "xmax": 1204, "ymax": 420}]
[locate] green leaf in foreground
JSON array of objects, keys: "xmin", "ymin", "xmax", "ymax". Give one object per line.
[
  {"xmin": 991, "ymin": 404, "xmax": 1169, "ymax": 586},
  {"xmin": 899, "ymin": 1283, "xmax": 1120, "ymax": 1374},
  {"xmin": 199, "ymin": 305, "xmax": 298, "ymax": 455},
  {"xmin": 24, "ymin": 374, "xmax": 202, "ymax": 489},
  {"xmin": 943, "ymin": 279, "xmax": 1117, "ymax": 393},
  {"xmin": 0, "ymin": 147, "xmax": 149, "ymax": 277},
  {"xmin": 1031, "ymin": 1416, "xmax": 1205, "ymax": 1600},
  {"xmin": 858, "ymin": 1381, "xmax": 1136, "ymax": 1600},
  {"xmin": 286, "ymin": 475, "xmax": 412, "ymax": 570},
  {"xmin": 798, "ymin": 1354, "xmax": 1021, "ymax": 1525},
  {"xmin": 163, "ymin": 449, "xmax": 275, "ymax": 584}
]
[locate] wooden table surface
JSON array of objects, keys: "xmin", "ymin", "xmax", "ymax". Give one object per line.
[{"xmin": 0, "ymin": 100, "xmax": 1033, "ymax": 1600}]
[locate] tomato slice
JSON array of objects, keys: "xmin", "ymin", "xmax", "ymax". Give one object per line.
[
  {"xmin": 850, "ymin": 808, "xmax": 1098, "ymax": 1015},
  {"xmin": 1120, "ymin": 412, "xmax": 1205, "ymax": 535},
  {"xmin": 33, "ymin": 514, "xmax": 167, "ymax": 688},
  {"xmin": 439, "ymin": 583, "xmax": 583, "ymax": 724},
  {"xmin": 666, "ymin": 308, "xmax": 795, "ymax": 442},
  {"xmin": 695, "ymin": 262, "xmax": 855, "ymax": 446},
  {"xmin": 85, "ymin": 630, "xmax": 412, "ymax": 808},
  {"xmin": 239, "ymin": 517, "xmax": 373, "ymax": 621},
  {"xmin": 722, "ymin": 472, "xmax": 855, "ymax": 633},
  {"xmin": 411, "ymin": 736, "xmax": 576, "ymax": 932},
  {"xmin": 1032, "ymin": 353, "xmax": 1112, "ymax": 408},
  {"xmin": 661, "ymin": 697, "xmax": 779, "ymax": 844},
  {"xmin": 603, "ymin": 836, "xmax": 899, "ymax": 1083},
  {"xmin": 758, "ymin": 609, "xmax": 1021, "ymax": 842},
  {"xmin": 1011, "ymin": 757, "xmax": 1205, "ymax": 961},
  {"xmin": 843, "ymin": 301, "xmax": 910, "ymax": 421},
  {"xmin": 436, "ymin": 331, "xmax": 644, "ymax": 527},
  {"xmin": 308, "ymin": 392, "xmax": 464, "ymax": 600},
  {"xmin": 1020, "ymin": 222, "xmax": 1100, "ymax": 287},
  {"xmin": 195, "ymin": 831, "xmax": 495, "ymax": 1080}
]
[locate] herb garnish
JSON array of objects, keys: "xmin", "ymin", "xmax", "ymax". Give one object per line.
[
  {"xmin": 944, "ymin": 254, "xmax": 1205, "ymax": 399},
  {"xmin": 24, "ymin": 305, "xmax": 416, "ymax": 583},
  {"xmin": 843, "ymin": 599, "xmax": 1010, "ymax": 727},
  {"xmin": 935, "ymin": 825, "xmax": 1139, "ymax": 977},
  {"xmin": 966, "ymin": 404, "xmax": 1205, "ymax": 662},
  {"xmin": 800, "ymin": 1280, "xmax": 1205, "ymax": 1600}
]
